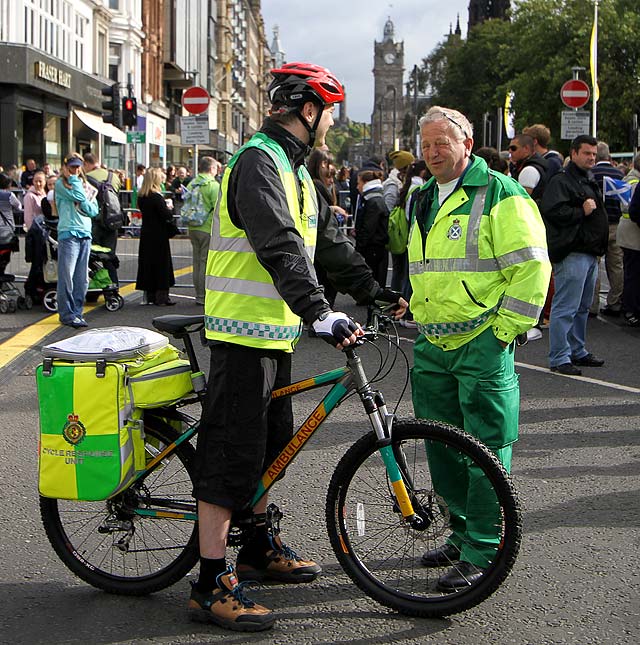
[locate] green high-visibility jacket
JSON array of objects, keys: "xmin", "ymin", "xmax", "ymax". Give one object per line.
[
  {"xmin": 204, "ymin": 132, "xmax": 319, "ymax": 352},
  {"xmin": 408, "ymin": 155, "xmax": 551, "ymax": 350}
]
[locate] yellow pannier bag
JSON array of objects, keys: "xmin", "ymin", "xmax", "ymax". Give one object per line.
[
  {"xmin": 36, "ymin": 326, "xmax": 197, "ymax": 501},
  {"xmin": 127, "ymin": 358, "xmax": 195, "ymax": 408},
  {"xmin": 37, "ymin": 360, "xmax": 145, "ymax": 501}
]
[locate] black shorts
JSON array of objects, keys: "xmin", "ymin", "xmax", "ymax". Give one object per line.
[{"xmin": 192, "ymin": 341, "xmax": 293, "ymax": 510}]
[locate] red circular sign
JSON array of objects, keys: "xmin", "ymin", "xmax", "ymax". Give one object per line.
[
  {"xmin": 182, "ymin": 86, "xmax": 210, "ymax": 114},
  {"xmin": 560, "ymin": 79, "xmax": 590, "ymax": 109}
]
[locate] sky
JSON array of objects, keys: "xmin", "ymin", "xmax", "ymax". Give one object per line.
[{"xmin": 260, "ymin": 0, "xmax": 472, "ymax": 123}]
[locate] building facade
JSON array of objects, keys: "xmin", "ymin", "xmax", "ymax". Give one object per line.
[
  {"xmin": 213, "ymin": 0, "xmax": 269, "ymax": 159},
  {"xmin": 371, "ymin": 18, "xmax": 404, "ymax": 155},
  {"xmin": 0, "ymin": 0, "xmax": 272, "ymax": 173},
  {"xmin": 0, "ymin": 0, "xmax": 129, "ymax": 170}
]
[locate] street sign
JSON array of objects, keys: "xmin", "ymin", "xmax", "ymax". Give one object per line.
[
  {"xmin": 126, "ymin": 130, "xmax": 146, "ymax": 143},
  {"xmin": 180, "ymin": 115, "xmax": 209, "ymax": 144},
  {"xmin": 561, "ymin": 110, "xmax": 590, "ymax": 140},
  {"xmin": 560, "ymin": 79, "xmax": 590, "ymax": 109},
  {"xmin": 182, "ymin": 86, "xmax": 210, "ymax": 115}
]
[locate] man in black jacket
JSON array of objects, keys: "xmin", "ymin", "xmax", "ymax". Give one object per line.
[
  {"xmin": 541, "ymin": 134, "xmax": 608, "ymax": 376},
  {"xmin": 188, "ymin": 62, "xmax": 407, "ymax": 633}
]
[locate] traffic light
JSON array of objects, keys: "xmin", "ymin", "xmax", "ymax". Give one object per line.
[
  {"xmin": 122, "ymin": 97, "xmax": 138, "ymax": 127},
  {"xmin": 101, "ymin": 83, "xmax": 121, "ymax": 126}
]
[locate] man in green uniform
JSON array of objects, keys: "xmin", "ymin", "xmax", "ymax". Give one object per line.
[{"xmin": 409, "ymin": 107, "xmax": 551, "ymax": 590}]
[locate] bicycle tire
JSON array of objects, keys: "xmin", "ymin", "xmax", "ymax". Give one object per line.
[
  {"xmin": 40, "ymin": 415, "xmax": 199, "ymax": 595},
  {"xmin": 325, "ymin": 418, "xmax": 521, "ymax": 617}
]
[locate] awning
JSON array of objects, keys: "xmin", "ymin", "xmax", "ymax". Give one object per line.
[{"xmin": 74, "ymin": 109, "xmax": 127, "ymax": 144}]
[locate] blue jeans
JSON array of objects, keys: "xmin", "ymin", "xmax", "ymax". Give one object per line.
[
  {"xmin": 549, "ymin": 252, "xmax": 598, "ymax": 367},
  {"xmin": 57, "ymin": 236, "xmax": 91, "ymax": 324}
]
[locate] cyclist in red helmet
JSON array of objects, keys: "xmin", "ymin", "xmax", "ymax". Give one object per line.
[{"xmin": 188, "ymin": 62, "xmax": 406, "ymax": 633}]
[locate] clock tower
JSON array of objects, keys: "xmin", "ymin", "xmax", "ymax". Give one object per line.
[{"xmin": 372, "ymin": 17, "xmax": 404, "ymax": 155}]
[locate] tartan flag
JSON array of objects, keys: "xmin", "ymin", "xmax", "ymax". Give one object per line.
[{"xmin": 602, "ymin": 176, "xmax": 632, "ymax": 208}]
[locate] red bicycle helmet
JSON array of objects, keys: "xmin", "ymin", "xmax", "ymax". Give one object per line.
[{"xmin": 268, "ymin": 62, "xmax": 345, "ymax": 108}]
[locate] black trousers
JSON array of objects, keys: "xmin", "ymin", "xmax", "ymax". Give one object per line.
[{"xmin": 193, "ymin": 341, "xmax": 293, "ymax": 511}]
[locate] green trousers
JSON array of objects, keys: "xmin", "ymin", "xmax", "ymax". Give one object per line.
[{"xmin": 411, "ymin": 327, "xmax": 520, "ymax": 568}]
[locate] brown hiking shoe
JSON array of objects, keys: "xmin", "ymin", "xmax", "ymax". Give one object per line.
[
  {"xmin": 236, "ymin": 535, "xmax": 322, "ymax": 584},
  {"xmin": 188, "ymin": 567, "xmax": 275, "ymax": 632}
]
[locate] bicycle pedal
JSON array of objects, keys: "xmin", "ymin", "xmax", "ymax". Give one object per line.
[{"xmin": 265, "ymin": 503, "xmax": 283, "ymax": 537}]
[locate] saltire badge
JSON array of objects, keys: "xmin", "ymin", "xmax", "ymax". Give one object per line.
[
  {"xmin": 447, "ymin": 218, "xmax": 463, "ymax": 240},
  {"xmin": 63, "ymin": 413, "xmax": 86, "ymax": 446}
]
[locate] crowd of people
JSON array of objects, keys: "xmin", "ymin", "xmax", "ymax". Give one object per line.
[{"xmin": 2, "ymin": 60, "xmax": 640, "ymax": 635}]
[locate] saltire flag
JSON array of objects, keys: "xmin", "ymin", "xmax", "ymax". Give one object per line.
[{"xmin": 602, "ymin": 176, "xmax": 632, "ymax": 208}]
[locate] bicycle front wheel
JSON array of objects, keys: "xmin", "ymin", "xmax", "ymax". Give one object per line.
[
  {"xmin": 40, "ymin": 415, "xmax": 199, "ymax": 595},
  {"xmin": 326, "ymin": 419, "xmax": 521, "ymax": 617}
]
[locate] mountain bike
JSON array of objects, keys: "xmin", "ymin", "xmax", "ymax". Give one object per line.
[{"xmin": 40, "ymin": 309, "xmax": 522, "ymax": 618}]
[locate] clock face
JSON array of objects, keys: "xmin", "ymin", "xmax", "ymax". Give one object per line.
[{"xmin": 384, "ymin": 53, "xmax": 395, "ymax": 64}]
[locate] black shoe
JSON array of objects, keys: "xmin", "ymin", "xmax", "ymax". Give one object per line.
[
  {"xmin": 436, "ymin": 561, "xmax": 486, "ymax": 591},
  {"xmin": 420, "ymin": 543, "xmax": 460, "ymax": 568},
  {"xmin": 600, "ymin": 306, "xmax": 621, "ymax": 318},
  {"xmin": 571, "ymin": 353, "xmax": 604, "ymax": 367},
  {"xmin": 624, "ymin": 312, "xmax": 640, "ymax": 327},
  {"xmin": 551, "ymin": 363, "xmax": 582, "ymax": 376}
]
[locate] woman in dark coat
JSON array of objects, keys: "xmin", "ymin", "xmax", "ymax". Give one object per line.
[
  {"xmin": 355, "ymin": 168, "xmax": 389, "ymax": 288},
  {"xmin": 135, "ymin": 167, "xmax": 176, "ymax": 305}
]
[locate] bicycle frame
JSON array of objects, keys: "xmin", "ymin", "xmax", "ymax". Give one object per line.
[{"xmin": 132, "ymin": 343, "xmax": 418, "ymax": 524}]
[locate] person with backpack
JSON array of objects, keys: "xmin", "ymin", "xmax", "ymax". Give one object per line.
[
  {"xmin": 182, "ymin": 156, "xmax": 220, "ymax": 305},
  {"xmin": 83, "ymin": 153, "xmax": 124, "ymax": 285}
]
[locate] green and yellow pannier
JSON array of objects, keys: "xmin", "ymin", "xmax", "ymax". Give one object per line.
[{"xmin": 36, "ymin": 327, "xmax": 201, "ymax": 501}]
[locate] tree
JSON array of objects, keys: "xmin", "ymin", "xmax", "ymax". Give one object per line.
[{"xmin": 420, "ymin": 0, "xmax": 640, "ymax": 152}]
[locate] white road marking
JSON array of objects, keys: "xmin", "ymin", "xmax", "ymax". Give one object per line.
[{"xmin": 392, "ymin": 336, "xmax": 640, "ymax": 394}]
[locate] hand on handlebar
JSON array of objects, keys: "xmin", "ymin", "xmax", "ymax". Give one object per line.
[
  {"xmin": 374, "ymin": 289, "xmax": 409, "ymax": 320},
  {"xmin": 312, "ymin": 311, "xmax": 364, "ymax": 349}
]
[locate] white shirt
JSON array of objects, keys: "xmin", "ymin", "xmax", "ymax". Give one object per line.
[
  {"xmin": 436, "ymin": 178, "xmax": 459, "ymax": 206},
  {"xmin": 518, "ymin": 165, "xmax": 541, "ymax": 191}
]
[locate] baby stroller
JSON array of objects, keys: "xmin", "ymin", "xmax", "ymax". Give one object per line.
[
  {"xmin": 0, "ymin": 273, "xmax": 32, "ymax": 313},
  {"xmin": 41, "ymin": 242, "xmax": 125, "ymax": 313}
]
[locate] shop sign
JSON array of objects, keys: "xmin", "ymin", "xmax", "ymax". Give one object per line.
[{"xmin": 34, "ymin": 61, "xmax": 71, "ymax": 89}]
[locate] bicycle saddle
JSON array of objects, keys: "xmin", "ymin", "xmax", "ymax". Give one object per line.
[{"xmin": 152, "ymin": 314, "xmax": 204, "ymax": 335}]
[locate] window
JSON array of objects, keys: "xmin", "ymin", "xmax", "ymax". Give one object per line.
[{"xmin": 109, "ymin": 0, "xmax": 119, "ymax": 9}]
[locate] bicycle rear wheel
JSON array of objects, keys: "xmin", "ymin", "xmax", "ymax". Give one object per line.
[
  {"xmin": 326, "ymin": 419, "xmax": 521, "ymax": 617},
  {"xmin": 40, "ymin": 415, "xmax": 199, "ymax": 595}
]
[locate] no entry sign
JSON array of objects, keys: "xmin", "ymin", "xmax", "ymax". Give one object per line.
[
  {"xmin": 560, "ymin": 79, "xmax": 590, "ymax": 109},
  {"xmin": 182, "ymin": 86, "xmax": 210, "ymax": 114}
]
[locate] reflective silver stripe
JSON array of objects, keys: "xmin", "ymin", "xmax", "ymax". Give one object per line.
[
  {"xmin": 465, "ymin": 184, "xmax": 489, "ymax": 262},
  {"xmin": 416, "ymin": 303, "xmax": 500, "ymax": 337},
  {"xmin": 205, "ymin": 315, "xmax": 300, "ymax": 340},
  {"xmin": 496, "ymin": 246, "xmax": 549, "ymax": 270},
  {"xmin": 211, "ymin": 235, "xmax": 254, "ymax": 253},
  {"xmin": 205, "ymin": 275, "xmax": 281, "ymax": 300},
  {"xmin": 413, "ymin": 257, "xmax": 500, "ymax": 273},
  {"xmin": 501, "ymin": 296, "xmax": 542, "ymax": 320},
  {"xmin": 410, "ymin": 184, "xmax": 491, "ymax": 276}
]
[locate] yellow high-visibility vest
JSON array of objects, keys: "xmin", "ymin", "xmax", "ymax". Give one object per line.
[{"xmin": 204, "ymin": 132, "xmax": 318, "ymax": 352}]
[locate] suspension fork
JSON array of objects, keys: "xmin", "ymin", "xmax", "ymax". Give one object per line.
[{"xmin": 346, "ymin": 349, "xmax": 417, "ymax": 522}]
